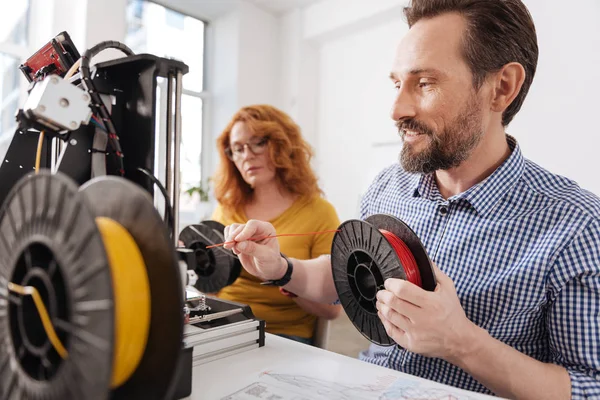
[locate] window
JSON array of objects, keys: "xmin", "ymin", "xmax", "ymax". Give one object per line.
[
  {"xmin": 125, "ymin": 0, "xmax": 208, "ymax": 228},
  {"xmin": 0, "ymin": 0, "xmax": 30, "ymax": 162}
]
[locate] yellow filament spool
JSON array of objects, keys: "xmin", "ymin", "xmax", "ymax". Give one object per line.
[{"xmin": 95, "ymin": 217, "xmax": 151, "ymax": 389}]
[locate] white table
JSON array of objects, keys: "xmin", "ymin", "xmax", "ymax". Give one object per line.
[{"xmin": 189, "ymin": 333, "xmax": 497, "ymax": 400}]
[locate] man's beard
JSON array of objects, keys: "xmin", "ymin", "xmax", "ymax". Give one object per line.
[{"xmin": 397, "ymin": 96, "xmax": 484, "ymax": 174}]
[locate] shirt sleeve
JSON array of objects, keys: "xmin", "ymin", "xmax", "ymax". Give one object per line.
[
  {"xmin": 359, "ymin": 181, "xmax": 375, "ymax": 220},
  {"xmin": 547, "ymin": 219, "xmax": 600, "ymax": 399}
]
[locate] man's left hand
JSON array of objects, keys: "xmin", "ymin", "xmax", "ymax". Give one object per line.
[{"xmin": 376, "ymin": 264, "xmax": 477, "ymax": 362}]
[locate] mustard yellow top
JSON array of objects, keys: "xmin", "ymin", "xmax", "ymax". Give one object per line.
[{"xmin": 212, "ymin": 195, "xmax": 340, "ymax": 339}]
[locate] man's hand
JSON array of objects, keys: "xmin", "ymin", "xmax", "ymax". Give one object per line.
[
  {"xmin": 224, "ymin": 220, "xmax": 287, "ymax": 281},
  {"xmin": 376, "ymin": 264, "xmax": 478, "ymax": 363}
]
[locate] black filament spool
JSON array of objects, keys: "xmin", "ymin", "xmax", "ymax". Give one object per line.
[
  {"xmin": 179, "ymin": 221, "xmax": 241, "ymax": 293},
  {"xmin": 0, "ymin": 172, "xmax": 114, "ymax": 400},
  {"xmin": 331, "ymin": 214, "xmax": 436, "ymax": 346},
  {"xmin": 203, "ymin": 221, "xmax": 242, "ymax": 286}
]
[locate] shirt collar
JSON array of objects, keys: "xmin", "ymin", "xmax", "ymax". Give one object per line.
[
  {"xmin": 412, "ymin": 135, "xmax": 525, "ymax": 216},
  {"xmin": 413, "ymin": 172, "xmax": 437, "ymax": 200}
]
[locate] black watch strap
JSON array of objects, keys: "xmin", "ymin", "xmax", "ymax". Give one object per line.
[{"xmin": 260, "ymin": 253, "xmax": 293, "ymax": 287}]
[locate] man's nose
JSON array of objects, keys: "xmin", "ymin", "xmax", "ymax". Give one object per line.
[{"xmin": 390, "ymin": 86, "xmax": 417, "ymax": 122}]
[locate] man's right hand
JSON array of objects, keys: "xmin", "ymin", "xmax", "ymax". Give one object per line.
[{"xmin": 223, "ymin": 220, "xmax": 288, "ymax": 282}]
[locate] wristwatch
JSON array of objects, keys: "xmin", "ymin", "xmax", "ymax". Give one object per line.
[{"xmin": 260, "ymin": 253, "xmax": 293, "ymax": 287}]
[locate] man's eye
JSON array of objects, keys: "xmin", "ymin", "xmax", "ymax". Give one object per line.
[
  {"xmin": 232, "ymin": 146, "xmax": 244, "ymax": 153},
  {"xmin": 418, "ymin": 81, "xmax": 432, "ymax": 88}
]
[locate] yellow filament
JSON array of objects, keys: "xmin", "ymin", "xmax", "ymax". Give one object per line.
[
  {"xmin": 95, "ymin": 217, "xmax": 151, "ymax": 389},
  {"xmin": 7, "ymin": 282, "xmax": 68, "ymax": 359},
  {"xmin": 35, "ymin": 131, "xmax": 45, "ymax": 173},
  {"xmin": 64, "ymin": 58, "xmax": 82, "ymax": 80}
]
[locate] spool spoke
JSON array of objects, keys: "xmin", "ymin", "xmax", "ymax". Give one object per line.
[
  {"xmin": 0, "ymin": 352, "xmax": 9, "ymax": 375},
  {"xmin": 17, "ymin": 345, "xmax": 26, "ymax": 360},
  {"xmin": 5, "ymin": 372, "xmax": 17, "ymax": 399},
  {"xmin": 7, "ymin": 294, "xmax": 20, "ymax": 306},
  {"xmin": 23, "ymin": 247, "xmax": 33, "ymax": 271},
  {"xmin": 54, "ymin": 319, "xmax": 109, "ymax": 352},
  {"xmin": 74, "ymin": 299, "xmax": 112, "ymax": 313},
  {"xmin": 47, "ymin": 259, "xmax": 57, "ymax": 278},
  {"xmin": 41, "ymin": 355, "xmax": 52, "ymax": 369},
  {"xmin": 352, "ymin": 252, "xmax": 361, "ymax": 267},
  {"xmin": 368, "ymin": 258, "xmax": 375, "ymax": 271},
  {"xmin": 38, "ymin": 362, "xmax": 46, "ymax": 381}
]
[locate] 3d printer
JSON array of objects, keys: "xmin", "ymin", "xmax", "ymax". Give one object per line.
[{"xmin": 0, "ymin": 32, "xmax": 264, "ymax": 400}]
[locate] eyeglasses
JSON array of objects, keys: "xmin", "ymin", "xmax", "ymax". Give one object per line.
[{"xmin": 225, "ymin": 137, "xmax": 269, "ymax": 161}]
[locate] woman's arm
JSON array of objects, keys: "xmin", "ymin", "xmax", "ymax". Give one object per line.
[{"xmin": 292, "ymin": 296, "xmax": 342, "ymax": 320}]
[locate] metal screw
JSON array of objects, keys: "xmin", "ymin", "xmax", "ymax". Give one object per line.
[
  {"xmin": 82, "ymin": 94, "xmax": 90, "ymax": 102},
  {"xmin": 70, "ymin": 139, "xmax": 77, "ymax": 146},
  {"xmin": 70, "ymin": 121, "xmax": 77, "ymax": 129},
  {"xmin": 50, "ymin": 77, "xmax": 59, "ymax": 84},
  {"xmin": 59, "ymin": 98, "xmax": 69, "ymax": 108},
  {"xmin": 39, "ymin": 105, "xmax": 46, "ymax": 112}
]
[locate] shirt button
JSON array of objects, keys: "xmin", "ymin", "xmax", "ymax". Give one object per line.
[{"xmin": 438, "ymin": 205, "xmax": 449, "ymax": 216}]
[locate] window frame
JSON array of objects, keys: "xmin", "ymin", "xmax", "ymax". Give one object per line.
[{"xmin": 125, "ymin": 0, "xmax": 212, "ymax": 228}]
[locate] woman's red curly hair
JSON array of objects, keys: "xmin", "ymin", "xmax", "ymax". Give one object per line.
[{"xmin": 213, "ymin": 105, "xmax": 322, "ymax": 217}]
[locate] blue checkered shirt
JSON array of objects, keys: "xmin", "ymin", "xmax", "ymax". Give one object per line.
[{"xmin": 357, "ymin": 135, "xmax": 600, "ymax": 398}]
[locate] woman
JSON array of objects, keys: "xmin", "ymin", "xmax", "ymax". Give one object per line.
[{"xmin": 211, "ymin": 104, "xmax": 342, "ymax": 345}]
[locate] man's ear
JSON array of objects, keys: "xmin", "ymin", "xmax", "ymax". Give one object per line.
[{"xmin": 490, "ymin": 62, "xmax": 526, "ymax": 113}]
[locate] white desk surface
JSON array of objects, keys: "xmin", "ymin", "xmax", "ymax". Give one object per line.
[{"xmin": 189, "ymin": 333, "xmax": 497, "ymax": 400}]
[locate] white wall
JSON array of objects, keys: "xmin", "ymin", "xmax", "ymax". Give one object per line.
[
  {"xmin": 315, "ymin": 20, "xmax": 405, "ymax": 220},
  {"xmin": 509, "ymin": 0, "xmax": 600, "ymax": 194},
  {"xmin": 279, "ymin": 0, "xmax": 409, "ymax": 221},
  {"xmin": 205, "ymin": 10, "xmax": 240, "ymax": 176},
  {"xmin": 279, "ymin": 10, "xmax": 319, "ymax": 148},
  {"xmin": 277, "ymin": 0, "xmax": 600, "ymax": 221},
  {"xmin": 237, "ymin": 2, "xmax": 280, "ymax": 108},
  {"xmin": 204, "ymin": 2, "xmax": 281, "ymax": 175}
]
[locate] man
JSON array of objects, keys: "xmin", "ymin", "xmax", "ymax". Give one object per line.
[{"xmin": 223, "ymin": 0, "xmax": 600, "ymax": 398}]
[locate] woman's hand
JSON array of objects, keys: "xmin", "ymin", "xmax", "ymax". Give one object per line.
[{"xmin": 224, "ymin": 220, "xmax": 287, "ymax": 281}]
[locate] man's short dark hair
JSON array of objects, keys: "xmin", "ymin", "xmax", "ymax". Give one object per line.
[{"xmin": 404, "ymin": 0, "xmax": 538, "ymax": 126}]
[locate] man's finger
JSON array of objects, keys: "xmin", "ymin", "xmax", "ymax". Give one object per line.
[
  {"xmin": 379, "ymin": 311, "xmax": 405, "ymax": 343},
  {"xmin": 376, "ymin": 290, "xmax": 421, "ymax": 320},
  {"xmin": 432, "ymin": 263, "xmax": 451, "ymax": 287},
  {"xmin": 384, "ymin": 278, "xmax": 427, "ymax": 307},
  {"xmin": 377, "ymin": 300, "xmax": 412, "ymax": 330}
]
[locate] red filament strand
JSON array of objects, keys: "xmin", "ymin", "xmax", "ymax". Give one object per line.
[{"xmin": 379, "ymin": 229, "xmax": 422, "ymax": 288}]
